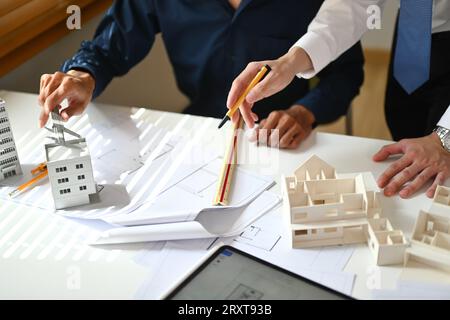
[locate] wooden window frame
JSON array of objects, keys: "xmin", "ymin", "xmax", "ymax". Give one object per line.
[{"xmin": 0, "ymin": 0, "xmax": 113, "ymax": 77}]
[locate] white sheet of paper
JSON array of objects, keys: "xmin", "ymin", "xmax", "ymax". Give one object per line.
[{"xmin": 372, "ymin": 281, "xmax": 450, "ymax": 300}]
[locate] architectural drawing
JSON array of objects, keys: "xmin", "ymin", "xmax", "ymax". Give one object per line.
[
  {"xmin": 405, "ymin": 186, "xmax": 450, "ymax": 272},
  {"xmin": 234, "ymin": 226, "xmax": 281, "ymax": 251},
  {"xmin": 0, "ymin": 99, "xmax": 22, "ymax": 181},
  {"xmin": 45, "ymin": 111, "xmax": 97, "ymax": 209},
  {"xmin": 282, "ymin": 155, "xmax": 406, "ymax": 266}
]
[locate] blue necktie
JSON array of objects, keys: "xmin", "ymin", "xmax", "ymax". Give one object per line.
[{"xmin": 394, "ymin": 0, "xmax": 433, "ymax": 94}]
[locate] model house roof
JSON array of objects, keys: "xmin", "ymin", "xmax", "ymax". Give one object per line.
[
  {"xmin": 294, "ymin": 155, "xmax": 336, "ymax": 181},
  {"xmin": 46, "ymin": 140, "xmax": 90, "ymax": 163}
]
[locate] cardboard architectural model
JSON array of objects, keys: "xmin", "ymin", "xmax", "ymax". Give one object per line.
[
  {"xmin": 404, "ymin": 186, "xmax": 450, "ymax": 272},
  {"xmin": 282, "ymin": 155, "xmax": 407, "ymax": 266},
  {"xmin": 367, "ymin": 218, "xmax": 408, "ymax": 266},
  {"xmin": 0, "ymin": 99, "xmax": 22, "ymax": 181},
  {"xmin": 45, "ymin": 111, "xmax": 97, "ymax": 209}
]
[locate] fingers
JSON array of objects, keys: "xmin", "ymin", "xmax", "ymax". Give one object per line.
[
  {"xmin": 38, "ymin": 72, "xmax": 67, "ymax": 127},
  {"xmin": 279, "ymin": 125, "xmax": 302, "ymax": 149},
  {"xmin": 399, "ymin": 168, "xmax": 436, "ymax": 198},
  {"xmin": 246, "ymin": 72, "xmax": 273, "ymax": 104},
  {"xmin": 372, "ymin": 142, "xmax": 404, "ymax": 162},
  {"xmin": 249, "ymin": 120, "xmax": 265, "ymax": 143},
  {"xmin": 288, "ymin": 134, "xmax": 303, "ymax": 149},
  {"xmin": 40, "ymin": 85, "xmax": 68, "ymax": 127},
  {"xmin": 231, "ymin": 111, "xmax": 240, "ymax": 124},
  {"xmin": 228, "ymin": 61, "xmax": 267, "ymax": 129},
  {"xmin": 227, "ymin": 61, "xmax": 266, "ymax": 110},
  {"xmin": 39, "ymin": 74, "xmax": 51, "ymax": 105},
  {"xmin": 377, "ymin": 155, "xmax": 412, "ymax": 188},
  {"xmin": 255, "ymin": 111, "xmax": 305, "ymax": 149},
  {"xmin": 238, "ymin": 100, "xmax": 256, "ymax": 128},
  {"xmin": 272, "ymin": 113, "xmax": 292, "ymax": 144},
  {"xmin": 60, "ymin": 102, "xmax": 85, "ymax": 121},
  {"xmin": 258, "ymin": 112, "xmax": 281, "ymax": 146},
  {"xmin": 383, "ymin": 162, "xmax": 423, "ymax": 196},
  {"xmin": 426, "ymin": 172, "xmax": 446, "ymax": 198}
]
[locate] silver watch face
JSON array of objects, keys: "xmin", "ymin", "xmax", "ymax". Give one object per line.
[
  {"xmin": 435, "ymin": 127, "xmax": 450, "ymax": 152},
  {"xmin": 444, "ymin": 137, "xmax": 450, "ymax": 151}
]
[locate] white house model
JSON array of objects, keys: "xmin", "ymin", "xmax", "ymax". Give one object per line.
[
  {"xmin": 0, "ymin": 99, "xmax": 22, "ymax": 181},
  {"xmin": 45, "ymin": 111, "xmax": 97, "ymax": 209},
  {"xmin": 282, "ymin": 155, "xmax": 408, "ymax": 266},
  {"xmin": 404, "ymin": 185, "xmax": 450, "ymax": 272}
]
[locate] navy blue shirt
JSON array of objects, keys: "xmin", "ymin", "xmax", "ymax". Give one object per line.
[{"xmin": 62, "ymin": 0, "xmax": 364, "ymax": 123}]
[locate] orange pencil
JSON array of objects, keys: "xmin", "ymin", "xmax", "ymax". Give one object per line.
[{"xmin": 9, "ymin": 162, "xmax": 48, "ymax": 198}]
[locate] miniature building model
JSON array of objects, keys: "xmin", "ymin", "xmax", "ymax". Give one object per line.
[
  {"xmin": 404, "ymin": 186, "xmax": 450, "ymax": 272},
  {"xmin": 0, "ymin": 99, "xmax": 22, "ymax": 181},
  {"xmin": 45, "ymin": 111, "xmax": 97, "ymax": 209},
  {"xmin": 282, "ymin": 155, "xmax": 407, "ymax": 266},
  {"xmin": 367, "ymin": 218, "xmax": 408, "ymax": 266}
]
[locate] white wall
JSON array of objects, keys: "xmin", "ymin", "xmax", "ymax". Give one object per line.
[
  {"xmin": 361, "ymin": 0, "xmax": 398, "ymax": 50},
  {"xmin": 0, "ymin": 2, "xmax": 398, "ymax": 110}
]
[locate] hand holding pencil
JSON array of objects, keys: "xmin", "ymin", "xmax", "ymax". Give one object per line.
[
  {"xmin": 219, "ymin": 64, "xmax": 271, "ymax": 129},
  {"xmin": 226, "ymin": 47, "xmax": 313, "ymax": 129}
]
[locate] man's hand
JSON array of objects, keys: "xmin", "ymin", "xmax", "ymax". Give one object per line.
[
  {"xmin": 38, "ymin": 70, "xmax": 95, "ymax": 128},
  {"xmin": 373, "ymin": 133, "xmax": 450, "ymax": 198},
  {"xmin": 250, "ymin": 105, "xmax": 315, "ymax": 149},
  {"xmin": 227, "ymin": 47, "xmax": 313, "ymax": 128}
]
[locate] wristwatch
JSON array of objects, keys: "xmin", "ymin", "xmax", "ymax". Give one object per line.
[{"xmin": 434, "ymin": 126, "xmax": 450, "ymax": 152}]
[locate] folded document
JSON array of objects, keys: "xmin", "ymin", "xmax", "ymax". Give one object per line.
[{"xmin": 91, "ymin": 191, "xmax": 281, "ymax": 245}]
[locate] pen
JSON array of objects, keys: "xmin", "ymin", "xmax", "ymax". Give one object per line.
[
  {"xmin": 9, "ymin": 162, "xmax": 48, "ymax": 198},
  {"xmin": 218, "ymin": 64, "xmax": 271, "ymax": 129}
]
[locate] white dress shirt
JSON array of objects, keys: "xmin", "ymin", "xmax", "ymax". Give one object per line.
[{"xmin": 293, "ymin": 0, "xmax": 450, "ymax": 128}]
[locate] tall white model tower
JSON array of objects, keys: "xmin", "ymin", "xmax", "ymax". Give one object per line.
[{"xmin": 0, "ymin": 99, "xmax": 22, "ymax": 181}]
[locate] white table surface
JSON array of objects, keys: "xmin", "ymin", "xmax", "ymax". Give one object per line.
[{"xmin": 1, "ymin": 90, "xmax": 448, "ymax": 299}]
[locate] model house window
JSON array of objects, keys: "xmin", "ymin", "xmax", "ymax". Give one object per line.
[
  {"xmin": 0, "ymin": 147, "xmax": 15, "ymax": 155},
  {"xmin": 0, "ymin": 137, "xmax": 13, "ymax": 145},
  {"xmin": 56, "ymin": 166, "xmax": 67, "ymax": 173},
  {"xmin": 0, "ymin": 127, "xmax": 11, "ymax": 134},
  {"xmin": 3, "ymin": 170, "xmax": 16, "ymax": 179},
  {"xmin": 0, "ymin": 156, "xmax": 17, "ymax": 166},
  {"xmin": 0, "ymin": 107, "xmax": 5, "ymax": 113},
  {"xmin": 57, "ymin": 178, "xmax": 69, "ymax": 184},
  {"xmin": 77, "ymin": 175, "xmax": 85, "ymax": 180},
  {"xmin": 59, "ymin": 188, "xmax": 71, "ymax": 195},
  {"xmin": 79, "ymin": 186, "xmax": 87, "ymax": 191},
  {"xmin": 0, "ymin": 117, "xmax": 8, "ymax": 124},
  {"xmin": 76, "ymin": 164, "xmax": 84, "ymax": 169}
]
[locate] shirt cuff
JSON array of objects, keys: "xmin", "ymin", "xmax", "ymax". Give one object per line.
[
  {"xmin": 437, "ymin": 105, "xmax": 450, "ymax": 129},
  {"xmin": 292, "ymin": 32, "xmax": 333, "ymax": 80}
]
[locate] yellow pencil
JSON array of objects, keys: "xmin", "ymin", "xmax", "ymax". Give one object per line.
[{"xmin": 218, "ymin": 64, "xmax": 271, "ymax": 129}]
